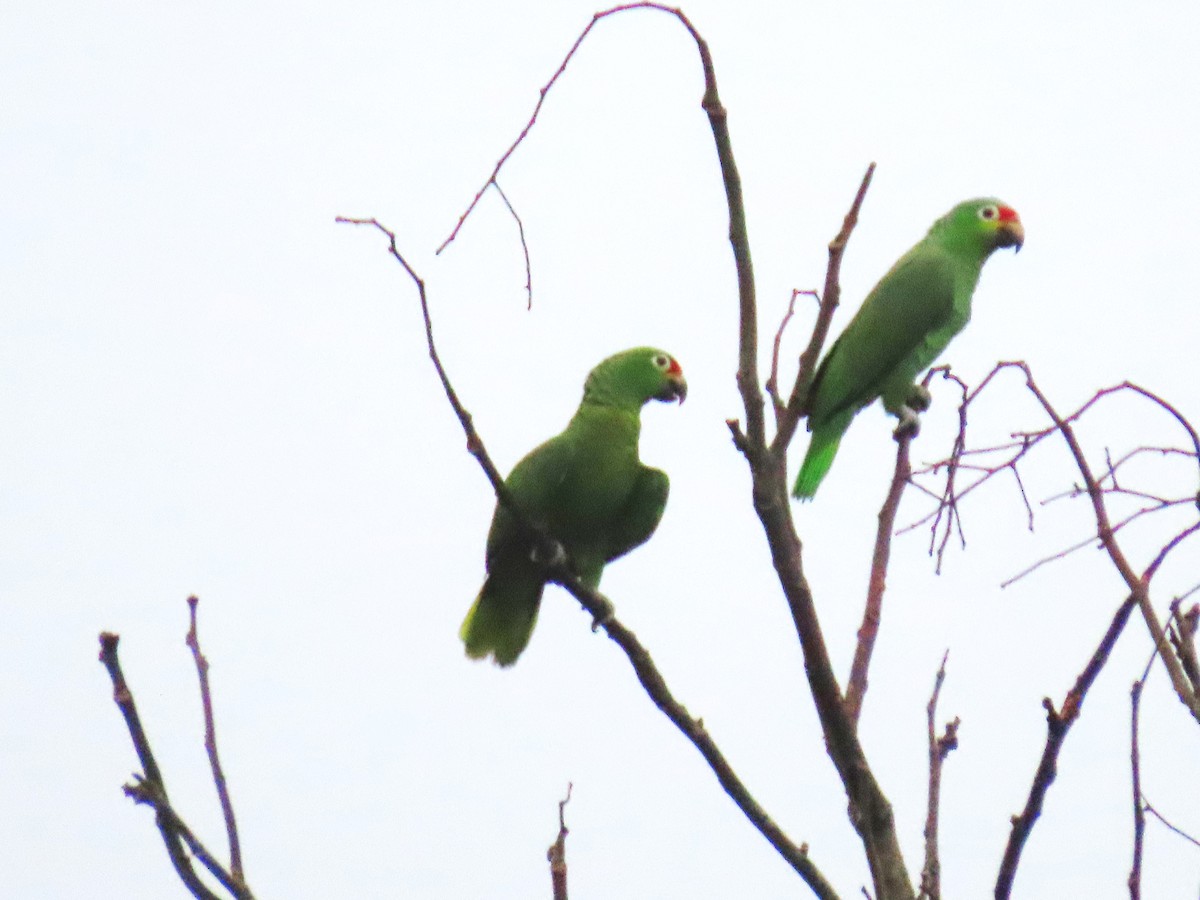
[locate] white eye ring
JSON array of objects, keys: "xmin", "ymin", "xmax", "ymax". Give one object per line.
[
  {"xmin": 653, "ymin": 353, "xmax": 672, "ymax": 370},
  {"xmin": 978, "ymin": 205, "xmax": 999, "ymax": 221}
]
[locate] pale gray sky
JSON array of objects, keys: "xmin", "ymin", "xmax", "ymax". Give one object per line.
[{"xmin": 3, "ymin": 1, "xmax": 1199, "ymax": 897}]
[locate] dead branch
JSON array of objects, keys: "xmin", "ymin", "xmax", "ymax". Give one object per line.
[
  {"xmin": 99, "ymin": 633, "xmax": 254, "ymax": 900},
  {"xmin": 1128, "ymin": 674, "xmax": 1145, "ymax": 900},
  {"xmin": 185, "ymin": 596, "xmax": 244, "ymax": 883},
  {"xmin": 994, "ymin": 594, "xmax": 1137, "ymax": 899},
  {"xmin": 492, "ymin": 180, "xmax": 533, "ymax": 308},
  {"xmin": 767, "ymin": 289, "xmax": 815, "ymax": 420},
  {"xmin": 1143, "ymin": 802, "xmax": 1200, "ymax": 849},
  {"xmin": 918, "ymin": 652, "xmax": 958, "ymax": 900},
  {"xmin": 845, "ymin": 430, "xmax": 913, "ymax": 725},
  {"xmin": 772, "ymin": 163, "xmax": 876, "ymax": 456},
  {"xmin": 547, "ymin": 783, "xmax": 572, "ymax": 900},
  {"xmin": 906, "ymin": 362, "xmax": 1200, "ymax": 722},
  {"xmin": 1127, "ymin": 645, "xmax": 1158, "ymax": 900}
]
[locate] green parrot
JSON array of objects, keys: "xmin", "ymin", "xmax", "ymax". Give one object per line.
[
  {"xmin": 460, "ymin": 346, "xmax": 687, "ymax": 665},
  {"xmin": 792, "ymin": 197, "xmax": 1025, "ymax": 500}
]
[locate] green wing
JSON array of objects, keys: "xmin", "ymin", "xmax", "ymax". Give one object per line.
[
  {"xmin": 604, "ymin": 466, "xmax": 669, "ymax": 566},
  {"xmin": 807, "ymin": 246, "xmax": 957, "ymax": 426}
]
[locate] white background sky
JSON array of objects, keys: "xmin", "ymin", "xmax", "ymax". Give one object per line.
[{"xmin": 4, "ymin": 1, "xmax": 1199, "ymax": 897}]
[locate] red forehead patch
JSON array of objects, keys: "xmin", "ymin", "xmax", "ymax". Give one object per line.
[
  {"xmin": 666, "ymin": 356, "xmax": 682, "ymax": 375},
  {"xmin": 997, "ymin": 205, "xmax": 1020, "ymax": 223}
]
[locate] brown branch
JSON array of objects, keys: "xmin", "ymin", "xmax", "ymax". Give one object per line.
[
  {"xmin": 994, "ymin": 594, "xmax": 1138, "ymax": 899},
  {"xmin": 547, "ymin": 783, "xmax": 572, "ymax": 900},
  {"xmin": 493, "ymin": 181, "xmax": 533, "ymax": 309},
  {"xmin": 918, "ymin": 652, "xmax": 958, "ymax": 900},
  {"xmin": 1143, "ymin": 802, "xmax": 1200, "ymax": 849},
  {"xmin": 99, "ymin": 633, "xmax": 253, "ymax": 900},
  {"xmin": 1018, "ymin": 365, "xmax": 1200, "ymax": 722},
  {"xmin": 1000, "ymin": 505, "xmax": 1199, "ymax": 591},
  {"xmin": 185, "ymin": 596, "xmax": 244, "ymax": 884},
  {"xmin": 905, "ymin": 362, "xmax": 1200, "ymax": 720},
  {"xmin": 342, "ymin": 219, "xmax": 840, "ymax": 899},
  {"xmin": 1127, "ymin": 644, "xmax": 1158, "ymax": 900},
  {"xmin": 550, "ymin": 571, "xmax": 839, "ymax": 898},
  {"xmin": 845, "ymin": 430, "xmax": 913, "ymax": 725},
  {"xmin": 337, "ymin": 218, "xmax": 517, "ymax": 511},
  {"xmin": 773, "ymin": 163, "xmax": 876, "ymax": 456},
  {"xmin": 766, "ymin": 289, "xmax": 814, "ymax": 420},
  {"xmin": 1128, "ymin": 677, "xmax": 1145, "ymax": 900}
]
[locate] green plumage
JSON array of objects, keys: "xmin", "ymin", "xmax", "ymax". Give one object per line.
[
  {"xmin": 461, "ymin": 347, "xmax": 687, "ymax": 665},
  {"xmin": 793, "ymin": 198, "xmax": 1025, "ymax": 499}
]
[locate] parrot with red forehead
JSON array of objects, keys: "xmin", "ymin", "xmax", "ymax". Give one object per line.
[
  {"xmin": 793, "ymin": 197, "xmax": 1025, "ymax": 499},
  {"xmin": 461, "ymin": 346, "xmax": 687, "ymax": 665}
]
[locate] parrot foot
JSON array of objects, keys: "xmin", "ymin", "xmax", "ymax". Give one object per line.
[
  {"xmin": 893, "ymin": 406, "xmax": 922, "ymax": 440},
  {"xmin": 907, "ymin": 383, "xmax": 933, "ymax": 413},
  {"xmin": 530, "ymin": 537, "xmax": 568, "ymax": 570},
  {"xmin": 590, "ymin": 596, "xmax": 615, "ymax": 632}
]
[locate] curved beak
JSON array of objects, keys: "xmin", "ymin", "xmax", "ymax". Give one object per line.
[
  {"xmin": 996, "ymin": 217, "xmax": 1025, "ymax": 253},
  {"xmin": 656, "ymin": 375, "xmax": 688, "ymax": 405}
]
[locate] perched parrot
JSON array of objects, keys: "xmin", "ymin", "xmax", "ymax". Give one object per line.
[
  {"xmin": 792, "ymin": 197, "xmax": 1024, "ymax": 500},
  {"xmin": 460, "ymin": 346, "xmax": 687, "ymax": 666}
]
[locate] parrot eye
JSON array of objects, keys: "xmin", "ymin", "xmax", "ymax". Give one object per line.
[
  {"xmin": 652, "ymin": 353, "xmax": 672, "ymax": 370},
  {"xmin": 978, "ymin": 205, "xmax": 999, "ymax": 221}
]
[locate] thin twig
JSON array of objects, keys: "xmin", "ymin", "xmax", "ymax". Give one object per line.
[
  {"xmin": 845, "ymin": 430, "xmax": 913, "ymax": 725},
  {"xmin": 99, "ymin": 633, "xmax": 253, "ymax": 900},
  {"xmin": 493, "ymin": 181, "xmax": 533, "ymax": 309},
  {"xmin": 918, "ymin": 652, "xmax": 957, "ymax": 900},
  {"xmin": 1018, "ymin": 364, "xmax": 1200, "ymax": 722},
  {"xmin": 773, "ymin": 163, "xmax": 876, "ymax": 456},
  {"xmin": 1127, "ymin": 645, "xmax": 1158, "ymax": 900},
  {"xmin": 766, "ymin": 289, "xmax": 813, "ymax": 420},
  {"xmin": 547, "ymin": 783, "xmax": 572, "ymax": 900},
  {"xmin": 185, "ymin": 596, "xmax": 244, "ymax": 884},
  {"xmin": 994, "ymin": 594, "xmax": 1138, "ymax": 899},
  {"xmin": 1143, "ymin": 803, "xmax": 1200, "ymax": 849}
]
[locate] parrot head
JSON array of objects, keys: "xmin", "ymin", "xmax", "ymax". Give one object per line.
[
  {"xmin": 938, "ymin": 198, "xmax": 1025, "ymax": 256},
  {"xmin": 583, "ymin": 346, "xmax": 687, "ymax": 408}
]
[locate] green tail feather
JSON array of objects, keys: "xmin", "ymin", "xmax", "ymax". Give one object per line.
[
  {"xmin": 459, "ymin": 571, "xmax": 543, "ymax": 667},
  {"xmin": 792, "ymin": 421, "xmax": 847, "ymax": 500}
]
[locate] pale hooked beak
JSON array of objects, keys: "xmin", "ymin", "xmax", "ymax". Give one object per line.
[
  {"xmin": 656, "ymin": 376, "xmax": 687, "ymax": 404},
  {"xmin": 997, "ymin": 217, "xmax": 1025, "ymax": 253}
]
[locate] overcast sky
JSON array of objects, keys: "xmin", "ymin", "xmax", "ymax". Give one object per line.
[{"xmin": 4, "ymin": 1, "xmax": 1199, "ymax": 897}]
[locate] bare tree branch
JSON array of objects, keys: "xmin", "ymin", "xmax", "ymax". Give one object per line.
[
  {"xmin": 1127, "ymin": 651, "xmax": 1155, "ymax": 900},
  {"xmin": 918, "ymin": 652, "xmax": 958, "ymax": 900},
  {"xmin": 773, "ymin": 163, "xmax": 876, "ymax": 456},
  {"xmin": 767, "ymin": 289, "xmax": 814, "ymax": 420},
  {"xmin": 1143, "ymin": 802, "xmax": 1200, "ymax": 850},
  {"xmin": 994, "ymin": 594, "xmax": 1137, "ymax": 899},
  {"xmin": 547, "ymin": 783, "xmax": 572, "ymax": 900},
  {"xmin": 185, "ymin": 596, "xmax": 244, "ymax": 884},
  {"xmin": 905, "ymin": 362, "xmax": 1200, "ymax": 724},
  {"xmin": 845, "ymin": 430, "xmax": 913, "ymax": 725},
  {"xmin": 493, "ymin": 180, "xmax": 533, "ymax": 309},
  {"xmin": 99, "ymin": 633, "xmax": 254, "ymax": 900}
]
